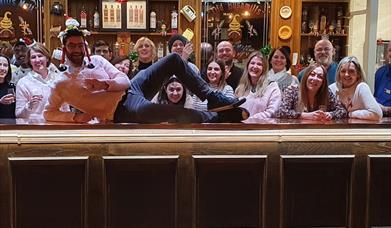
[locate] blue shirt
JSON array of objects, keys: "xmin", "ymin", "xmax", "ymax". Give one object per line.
[
  {"xmin": 374, "ymin": 64, "xmax": 391, "ymax": 106},
  {"xmin": 298, "ymin": 62, "xmax": 337, "ymax": 85}
]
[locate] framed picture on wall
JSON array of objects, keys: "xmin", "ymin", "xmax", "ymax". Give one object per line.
[
  {"xmin": 126, "ymin": 0, "xmax": 147, "ymax": 31},
  {"xmin": 101, "ymin": 1, "xmax": 122, "ymax": 30}
]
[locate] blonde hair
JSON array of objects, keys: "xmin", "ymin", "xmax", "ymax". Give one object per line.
[
  {"xmin": 335, "ymin": 56, "xmax": 366, "ymax": 89},
  {"xmin": 235, "ymin": 51, "xmax": 269, "ymax": 97},
  {"xmin": 134, "ymin": 37, "xmax": 156, "ymax": 63},
  {"xmin": 27, "ymin": 42, "xmax": 51, "ymax": 68}
]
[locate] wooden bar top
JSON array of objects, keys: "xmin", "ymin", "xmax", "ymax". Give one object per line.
[
  {"xmin": 0, "ymin": 117, "xmax": 390, "ymax": 130},
  {"xmin": 1, "ymin": 118, "xmax": 390, "ymax": 144}
]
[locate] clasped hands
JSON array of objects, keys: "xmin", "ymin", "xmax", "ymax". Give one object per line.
[{"xmin": 302, "ymin": 110, "xmax": 332, "ymax": 121}]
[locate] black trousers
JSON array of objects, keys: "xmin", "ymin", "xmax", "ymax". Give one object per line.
[{"xmin": 114, "ymin": 54, "xmax": 218, "ymax": 123}]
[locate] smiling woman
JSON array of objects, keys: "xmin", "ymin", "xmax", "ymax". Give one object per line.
[
  {"xmin": 329, "ymin": 56, "xmax": 383, "ymax": 121},
  {"xmin": 15, "ymin": 42, "xmax": 69, "ymax": 119},
  {"xmin": 235, "ymin": 51, "xmax": 281, "ymax": 123},
  {"xmin": 277, "ymin": 63, "xmax": 347, "ymax": 121},
  {"xmin": 0, "ymin": 54, "xmax": 15, "ymax": 118}
]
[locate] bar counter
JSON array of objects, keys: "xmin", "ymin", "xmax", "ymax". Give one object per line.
[{"xmin": 0, "ymin": 118, "xmax": 390, "ymax": 228}]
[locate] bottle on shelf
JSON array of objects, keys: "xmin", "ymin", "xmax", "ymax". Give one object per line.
[
  {"xmin": 157, "ymin": 42, "xmax": 164, "ymax": 59},
  {"xmin": 150, "ymin": 10, "xmax": 156, "ymax": 32},
  {"xmin": 88, "ymin": 10, "xmax": 93, "ymax": 29},
  {"xmin": 93, "ymin": 6, "xmax": 100, "ymax": 29},
  {"xmin": 80, "ymin": 5, "xmax": 87, "ymax": 29},
  {"xmin": 165, "ymin": 41, "xmax": 170, "ymax": 56},
  {"xmin": 171, "ymin": 7, "xmax": 178, "ymax": 34}
]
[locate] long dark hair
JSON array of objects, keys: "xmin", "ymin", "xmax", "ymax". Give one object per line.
[
  {"xmin": 157, "ymin": 76, "xmax": 187, "ymax": 106},
  {"xmin": 299, "ymin": 63, "xmax": 329, "ymax": 111},
  {"xmin": 0, "ymin": 54, "xmax": 12, "ymax": 84}
]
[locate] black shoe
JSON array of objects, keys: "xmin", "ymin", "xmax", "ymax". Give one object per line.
[
  {"xmin": 207, "ymin": 91, "xmax": 246, "ymax": 112},
  {"xmin": 217, "ymin": 107, "xmax": 250, "ymax": 123}
]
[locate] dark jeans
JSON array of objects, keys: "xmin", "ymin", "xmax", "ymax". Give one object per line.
[{"xmin": 115, "ymin": 53, "xmax": 217, "ymax": 123}]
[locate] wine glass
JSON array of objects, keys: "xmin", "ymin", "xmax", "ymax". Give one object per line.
[
  {"xmin": 31, "ymin": 88, "xmax": 43, "ymax": 98},
  {"xmin": 7, "ymin": 88, "xmax": 15, "ymax": 103}
]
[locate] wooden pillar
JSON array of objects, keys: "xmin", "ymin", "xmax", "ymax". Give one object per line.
[
  {"xmin": 44, "ymin": 0, "xmax": 68, "ymax": 52},
  {"xmin": 270, "ymin": 0, "xmax": 301, "ymax": 74},
  {"xmin": 178, "ymin": 0, "xmax": 201, "ymax": 68}
]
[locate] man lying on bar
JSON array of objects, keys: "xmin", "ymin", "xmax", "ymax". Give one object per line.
[{"xmin": 44, "ymin": 18, "xmax": 248, "ymax": 124}]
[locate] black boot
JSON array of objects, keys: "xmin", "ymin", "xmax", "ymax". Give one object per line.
[
  {"xmin": 217, "ymin": 107, "xmax": 250, "ymax": 123},
  {"xmin": 207, "ymin": 90, "xmax": 246, "ymax": 112}
]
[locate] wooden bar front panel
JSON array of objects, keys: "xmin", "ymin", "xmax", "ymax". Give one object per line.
[
  {"xmin": 281, "ymin": 155, "xmax": 354, "ymax": 227},
  {"xmin": 9, "ymin": 157, "xmax": 88, "ymax": 228},
  {"xmin": 104, "ymin": 156, "xmax": 178, "ymax": 228},
  {"xmin": 194, "ymin": 155, "xmax": 266, "ymax": 228}
]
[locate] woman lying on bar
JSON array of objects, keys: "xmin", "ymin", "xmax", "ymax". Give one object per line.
[
  {"xmin": 277, "ymin": 63, "xmax": 347, "ymax": 120},
  {"xmin": 152, "ymin": 75, "xmax": 193, "ymax": 109},
  {"xmin": 329, "ymin": 56, "xmax": 382, "ymax": 121}
]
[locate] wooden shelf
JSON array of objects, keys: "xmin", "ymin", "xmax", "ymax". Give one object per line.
[
  {"xmin": 90, "ymin": 31, "xmax": 175, "ymax": 37},
  {"xmin": 301, "ymin": 33, "xmax": 348, "ymax": 37},
  {"xmin": 302, "ymin": 0, "xmax": 348, "ymax": 2}
]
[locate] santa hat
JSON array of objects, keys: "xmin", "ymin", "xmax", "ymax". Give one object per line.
[
  {"xmin": 14, "ymin": 37, "xmax": 36, "ymax": 48},
  {"xmin": 57, "ymin": 17, "xmax": 94, "ymax": 71}
]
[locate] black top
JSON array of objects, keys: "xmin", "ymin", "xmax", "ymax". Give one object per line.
[
  {"xmin": 133, "ymin": 61, "xmax": 153, "ymax": 77},
  {"xmin": 0, "ymin": 82, "xmax": 16, "ymax": 118},
  {"xmin": 226, "ymin": 64, "xmax": 244, "ymax": 91}
]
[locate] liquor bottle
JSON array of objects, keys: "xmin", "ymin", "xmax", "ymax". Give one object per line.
[
  {"xmin": 88, "ymin": 10, "xmax": 93, "ymax": 29},
  {"xmin": 157, "ymin": 42, "xmax": 164, "ymax": 59},
  {"xmin": 165, "ymin": 41, "xmax": 170, "ymax": 55},
  {"xmin": 116, "ymin": 4, "xmax": 121, "ymax": 23},
  {"xmin": 171, "ymin": 7, "xmax": 178, "ymax": 33},
  {"xmin": 80, "ymin": 5, "xmax": 87, "ymax": 28},
  {"xmin": 93, "ymin": 6, "xmax": 100, "ymax": 29},
  {"xmin": 319, "ymin": 7, "xmax": 327, "ymax": 34},
  {"xmin": 103, "ymin": 4, "xmax": 108, "ymax": 23},
  {"xmin": 150, "ymin": 10, "xmax": 156, "ymax": 32}
]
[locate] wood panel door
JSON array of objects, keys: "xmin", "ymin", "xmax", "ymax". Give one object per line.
[
  {"xmin": 103, "ymin": 155, "xmax": 179, "ymax": 228},
  {"xmin": 368, "ymin": 155, "xmax": 391, "ymax": 227},
  {"xmin": 194, "ymin": 155, "xmax": 267, "ymax": 228},
  {"xmin": 9, "ymin": 156, "xmax": 88, "ymax": 228},
  {"xmin": 281, "ymin": 155, "xmax": 354, "ymax": 228}
]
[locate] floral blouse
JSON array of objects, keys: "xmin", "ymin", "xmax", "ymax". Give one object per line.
[{"xmin": 277, "ymin": 85, "xmax": 347, "ymax": 119}]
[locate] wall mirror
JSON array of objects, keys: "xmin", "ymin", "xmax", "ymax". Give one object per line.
[{"xmin": 201, "ymin": 0, "xmax": 271, "ymax": 65}]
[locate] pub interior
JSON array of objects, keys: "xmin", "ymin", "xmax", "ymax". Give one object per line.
[{"xmin": 0, "ymin": 0, "xmax": 390, "ymax": 227}]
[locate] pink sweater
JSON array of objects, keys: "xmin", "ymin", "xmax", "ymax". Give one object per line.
[
  {"xmin": 239, "ymin": 81, "xmax": 281, "ymax": 123},
  {"xmin": 44, "ymin": 55, "xmax": 130, "ymax": 122}
]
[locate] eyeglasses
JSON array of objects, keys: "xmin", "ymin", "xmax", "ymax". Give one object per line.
[{"xmin": 315, "ymin": 47, "xmax": 332, "ymax": 53}]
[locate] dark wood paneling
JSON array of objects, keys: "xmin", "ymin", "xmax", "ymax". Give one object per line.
[
  {"xmin": 281, "ymin": 155, "xmax": 354, "ymax": 227},
  {"xmin": 368, "ymin": 155, "xmax": 391, "ymax": 227},
  {"xmin": 104, "ymin": 156, "xmax": 178, "ymax": 228},
  {"xmin": 9, "ymin": 157, "xmax": 88, "ymax": 228},
  {"xmin": 194, "ymin": 156, "xmax": 266, "ymax": 228}
]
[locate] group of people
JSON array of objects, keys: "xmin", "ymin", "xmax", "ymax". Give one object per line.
[{"xmin": 0, "ymin": 18, "xmax": 390, "ymax": 124}]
